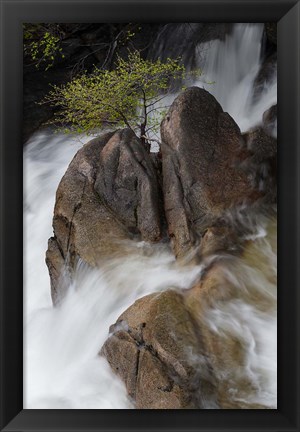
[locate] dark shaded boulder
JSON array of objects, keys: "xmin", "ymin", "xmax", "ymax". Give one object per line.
[
  {"xmin": 265, "ymin": 23, "xmax": 277, "ymax": 46},
  {"xmin": 101, "ymin": 290, "xmax": 217, "ymax": 409},
  {"xmin": 243, "ymin": 126, "xmax": 277, "ymax": 203},
  {"xmin": 252, "ymin": 53, "xmax": 277, "ymax": 103},
  {"xmin": 160, "ymin": 87, "xmax": 258, "ymax": 258},
  {"xmin": 149, "ymin": 23, "xmax": 233, "ymax": 70},
  {"xmin": 244, "ymin": 127, "xmax": 277, "ymax": 162},
  {"xmin": 46, "ymin": 129, "xmax": 163, "ymax": 304},
  {"xmin": 262, "ymin": 104, "xmax": 277, "ymax": 137}
]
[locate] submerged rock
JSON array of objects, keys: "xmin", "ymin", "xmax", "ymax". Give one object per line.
[
  {"xmin": 101, "ymin": 290, "xmax": 217, "ymax": 409},
  {"xmin": 101, "ymin": 215, "xmax": 276, "ymax": 409},
  {"xmin": 185, "ymin": 216, "xmax": 277, "ymax": 409},
  {"xmin": 243, "ymin": 125, "xmax": 277, "ymax": 204}
]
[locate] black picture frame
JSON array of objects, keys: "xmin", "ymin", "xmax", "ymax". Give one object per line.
[{"xmin": 0, "ymin": 0, "xmax": 299, "ymax": 431}]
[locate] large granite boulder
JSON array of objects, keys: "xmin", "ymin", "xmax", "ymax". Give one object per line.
[
  {"xmin": 160, "ymin": 87, "xmax": 258, "ymax": 258},
  {"xmin": 101, "ymin": 290, "xmax": 217, "ymax": 409},
  {"xmin": 94, "ymin": 129, "xmax": 163, "ymax": 241},
  {"xmin": 46, "ymin": 129, "xmax": 163, "ymax": 304}
]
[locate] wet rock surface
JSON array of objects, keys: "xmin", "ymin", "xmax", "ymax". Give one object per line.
[
  {"xmin": 243, "ymin": 126, "xmax": 277, "ymax": 204},
  {"xmin": 101, "ymin": 290, "xmax": 217, "ymax": 409},
  {"xmin": 160, "ymin": 87, "xmax": 258, "ymax": 258},
  {"xmin": 94, "ymin": 129, "xmax": 163, "ymax": 242},
  {"xmin": 185, "ymin": 217, "xmax": 277, "ymax": 409},
  {"xmin": 46, "ymin": 129, "xmax": 163, "ymax": 304}
]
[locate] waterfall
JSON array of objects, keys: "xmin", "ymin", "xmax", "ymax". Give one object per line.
[
  {"xmin": 193, "ymin": 24, "xmax": 277, "ymax": 132},
  {"xmin": 24, "ymin": 23, "xmax": 277, "ymax": 409}
]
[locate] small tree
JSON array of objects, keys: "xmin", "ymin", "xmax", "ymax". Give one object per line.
[{"xmin": 42, "ymin": 50, "xmax": 200, "ymax": 148}]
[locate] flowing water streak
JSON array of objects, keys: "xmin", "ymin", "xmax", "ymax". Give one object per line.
[
  {"xmin": 199, "ymin": 216, "xmax": 277, "ymax": 408},
  {"xmin": 193, "ymin": 23, "xmax": 277, "ymax": 132},
  {"xmin": 24, "ymin": 132, "xmax": 203, "ymax": 408},
  {"xmin": 24, "ymin": 23, "xmax": 277, "ymax": 408}
]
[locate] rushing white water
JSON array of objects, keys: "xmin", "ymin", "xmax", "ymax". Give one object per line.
[
  {"xmin": 201, "ymin": 216, "xmax": 277, "ymax": 408},
  {"xmin": 24, "ymin": 132, "xmax": 203, "ymax": 408},
  {"xmin": 193, "ymin": 24, "xmax": 277, "ymax": 132},
  {"xmin": 149, "ymin": 23, "xmax": 277, "ymax": 151},
  {"xmin": 24, "ymin": 23, "xmax": 277, "ymax": 409}
]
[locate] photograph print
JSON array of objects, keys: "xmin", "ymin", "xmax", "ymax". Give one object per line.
[{"xmin": 23, "ymin": 22, "xmax": 277, "ymax": 409}]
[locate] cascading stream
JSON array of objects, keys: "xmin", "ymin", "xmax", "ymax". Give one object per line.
[
  {"xmin": 24, "ymin": 23, "xmax": 277, "ymax": 409},
  {"xmin": 193, "ymin": 24, "xmax": 277, "ymax": 132}
]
